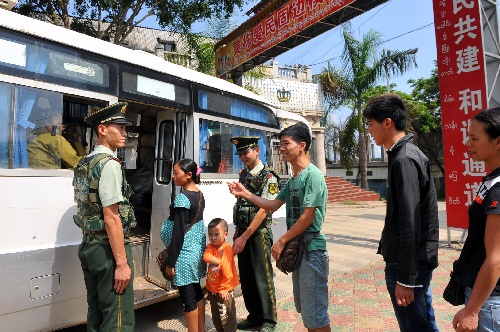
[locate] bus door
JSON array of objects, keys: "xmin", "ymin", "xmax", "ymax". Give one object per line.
[{"xmin": 147, "ymin": 109, "xmax": 179, "ymax": 287}]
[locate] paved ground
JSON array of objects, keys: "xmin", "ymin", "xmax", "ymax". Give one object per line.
[
  {"xmin": 63, "ymin": 201, "xmax": 465, "ymax": 331},
  {"xmin": 269, "ymin": 201, "xmax": 464, "ymax": 332},
  {"xmin": 275, "ymin": 244, "xmax": 461, "ymax": 332}
]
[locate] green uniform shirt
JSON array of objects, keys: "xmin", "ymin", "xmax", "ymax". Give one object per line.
[
  {"xmin": 28, "ymin": 131, "xmax": 80, "ymax": 169},
  {"xmin": 277, "ymin": 163, "xmax": 327, "ymax": 251},
  {"xmin": 249, "ymin": 161, "xmax": 279, "ymax": 200},
  {"xmin": 88, "ymin": 145, "xmax": 125, "ymax": 207}
]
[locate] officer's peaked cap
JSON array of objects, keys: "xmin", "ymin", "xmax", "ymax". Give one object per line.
[
  {"xmin": 230, "ymin": 136, "xmax": 261, "ymax": 155},
  {"xmin": 84, "ymin": 102, "xmax": 132, "ymax": 127}
]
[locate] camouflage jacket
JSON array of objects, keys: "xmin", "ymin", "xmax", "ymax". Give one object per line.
[
  {"xmin": 233, "ymin": 165, "xmax": 280, "ymax": 230},
  {"xmin": 73, "ymin": 153, "xmax": 136, "ymax": 244}
]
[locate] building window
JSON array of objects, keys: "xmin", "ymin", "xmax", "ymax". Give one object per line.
[
  {"xmin": 346, "ymin": 170, "xmax": 353, "ymax": 176},
  {"xmin": 157, "ymin": 38, "xmax": 176, "ymax": 52},
  {"xmin": 367, "ymin": 171, "xmax": 373, "ymax": 176}
]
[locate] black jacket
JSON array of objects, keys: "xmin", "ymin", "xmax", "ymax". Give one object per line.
[{"xmin": 379, "ymin": 134, "xmax": 439, "ymax": 285}]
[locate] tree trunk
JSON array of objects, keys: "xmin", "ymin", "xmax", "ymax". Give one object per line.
[
  {"xmin": 412, "ymin": 125, "xmax": 445, "ymax": 177},
  {"xmin": 56, "ymin": 0, "xmax": 70, "ymax": 29},
  {"xmin": 358, "ymin": 131, "xmax": 368, "ymax": 189},
  {"xmin": 356, "ymin": 99, "xmax": 368, "ymax": 189}
]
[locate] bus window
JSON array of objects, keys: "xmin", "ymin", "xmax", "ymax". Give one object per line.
[
  {"xmin": 197, "ymin": 89, "xmax": 278, "ymax": 127},
  {"xmin": 157, "ymin": 120, "xmax": 174, "ymax": 184},
  {"xmin": 0, "ymin": 84, "xmax": 82, "ymax": 169},
  {"xmin": 0, "ymin": 82, "xmax": 12, "ymax": 168},
  {"xmin": 121, "ymin": 71, "xmax": 190, "ymax": 107},
  {"xmin": 199, "ymin": 119, "xmax": 268, "ymax": 174},
  {"xmin": 0, "ymin": 31, "xmax": 114, "ymax": 93}
]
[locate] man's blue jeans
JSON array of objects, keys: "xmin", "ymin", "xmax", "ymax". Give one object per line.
[
  {"xmin": 465, "ymin": 287, "xmax": 500, "ymax": 331},
  {"xmin": 385, "ymin": 263, "xmax": 439, "ymax": 332}
]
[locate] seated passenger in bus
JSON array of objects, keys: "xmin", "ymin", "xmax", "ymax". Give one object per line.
[
  {"xmin": 62, "ymin": 123, "xmax": 86, "ymax": 157},
  {"xmin": 203, "ymin": 134, "xmax": 222, "ymax": 173},
  {"xmin": 27, "ymin": 109, "xmax": 81, "ymax": 169}
]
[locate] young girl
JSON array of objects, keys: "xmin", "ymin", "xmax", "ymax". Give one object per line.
[
  {"xmin": 453, "ymin": 108, "xmax": 500, "ymax": 331},
  {"xmin": 160, "ymin": 158, "xmax": 206, "ymax": 332}
]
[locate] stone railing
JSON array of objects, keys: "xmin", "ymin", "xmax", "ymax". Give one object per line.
[
  {"xmin": 278, "ymin": 67, "xmax": 297, "ymax": 79},
  {"xmin": 164, "ymin": 51, "xmax": 192, "ymax": 68}
]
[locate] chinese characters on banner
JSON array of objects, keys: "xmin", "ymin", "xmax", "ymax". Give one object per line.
[
  {"xmin": 433, "ymin": 0, "xmax": 488, "ymax": 228},
  {"xmin": 215, "ymin": 0, "xmax": 354, "ymax": 78}
]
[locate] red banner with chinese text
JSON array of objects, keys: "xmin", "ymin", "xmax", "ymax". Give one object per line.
[
  {"xmin": 433, "ymin": 0, "xmax": 488, "ymax": 229},
  {"xmin": 215, "ymin": 0, "xmax": 354, "ymax": 78}
]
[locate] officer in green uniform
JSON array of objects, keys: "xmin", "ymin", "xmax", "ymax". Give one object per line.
[
  {"xmin": 231, "ymin": 136, "xmax": 279, "ymax": 332},
  {"xmin": 73, "ymin": 102, "xmax": 136, "ymax": 331}
]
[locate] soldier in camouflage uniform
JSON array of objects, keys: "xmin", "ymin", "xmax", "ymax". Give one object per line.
[
  {"xmin": 73, "ymin": 102, "xmax": 136, "ymax": 331},
  {"xmin": 231, "ymin": 136, "xmax": 279, "ymax": 332}
]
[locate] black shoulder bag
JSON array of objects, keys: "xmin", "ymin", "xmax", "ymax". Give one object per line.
[
  {"xmin": 443, "ymin": 260, "xmax": 465, "ymax": 306},
  {"xmin": 276, "ymin": 231, "xmax": 319, "ymax": 275},
  {"xmin": 156, "ymin": 191, "xmax": 203, "ymax": 281}
]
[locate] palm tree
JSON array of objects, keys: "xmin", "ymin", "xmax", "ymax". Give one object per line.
[{"xmin": 316, "ymin": 25, "xmax": 417, "ymax": 189}]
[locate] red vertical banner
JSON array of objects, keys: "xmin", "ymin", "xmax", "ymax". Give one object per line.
[{"xmin": 433, "ymin": 0, "xmax": 488, "ymax": 229}]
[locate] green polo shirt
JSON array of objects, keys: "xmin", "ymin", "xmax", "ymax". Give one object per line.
[{"xmin": 277, "ymin": 163, "xmax": 327, "ymax": 251}]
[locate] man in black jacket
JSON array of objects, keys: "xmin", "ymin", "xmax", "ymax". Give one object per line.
[{"xmin": 363, "ymin": 94, "xmax": 439, "ymax": 332}]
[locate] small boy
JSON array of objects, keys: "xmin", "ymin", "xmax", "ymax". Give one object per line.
[{"xmin": 203, "ymin": 218, "xmax": 239, "ymax": 332}]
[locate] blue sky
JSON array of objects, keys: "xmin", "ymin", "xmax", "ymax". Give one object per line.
[
  {"xmin": 213, "ymin": 0, "xmax": 438, "ymax": 95},
  {"xmin": 143, "ymin": 0, "xmax": 437, "ymax": 122},
  {"xmin": 285, "ymin": 0, "xmax": 437, "ymax": 92},
  {"xmin": 204, "ymin": 0, "xmax": 438, "ymax": 122}
]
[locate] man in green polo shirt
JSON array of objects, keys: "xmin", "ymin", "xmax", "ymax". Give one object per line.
[{"xmin": 228, "ymin": 122, "xmax": 331, "ymax": 332}]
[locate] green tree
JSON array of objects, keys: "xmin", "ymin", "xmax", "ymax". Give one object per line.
[
  {"xmin": 16, "ymin": 0, "xmax": 72, "ymax": 28},
  {"xmin": 408, "ymin": 66, "xmax": 443, "ymax": 176},
  {"xmin": 185, "ymin": 17, "xmax": 237, "ymax": 75},
  {"xmin": 315, "ymin": 25, "xmax": 417, "ymax": 189},
  {"xmin": 15, "ymin": 0, "xmax": 246, "ymax": 44},
  {"xmin": 361, "ymin": 79, "xmax": 443, "ymax": 177}
]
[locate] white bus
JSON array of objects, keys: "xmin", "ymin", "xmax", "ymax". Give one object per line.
[{"xmin": 0, "ymin": 9, "xmax": 309, "ymax": 332}]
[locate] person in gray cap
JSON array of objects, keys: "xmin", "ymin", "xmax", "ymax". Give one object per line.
[
  {"xmin": 27, "ymin": 106, "xmax": 80, "ymax": 169},
  {"xmin": 230, "ymin": 136, "xmax": 279, "ymax": 332},
  {"xmin": 73, "ymin": 102, "xmax": 136, "ymax": 331}
]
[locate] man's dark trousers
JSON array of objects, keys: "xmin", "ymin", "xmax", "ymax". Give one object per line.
[
  {"xmin": 79, "ymin": 243, "xmax": 135, "ymax": 332},
  {"xmin": 237, "ymin": 227, "xmax": 277, "ymax": 326},
  {"xmin": 384, "ymin": 263, "xmax": 437, "ymax": 332}
]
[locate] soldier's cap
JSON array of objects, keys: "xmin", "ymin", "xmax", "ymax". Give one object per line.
[
  {"xmin": 84, "ymin": 102, "xmax": 132, "ymax": 127},
  {"xmin": 230, "ymin": 136, "xmax": 261, "ymax": 155}
]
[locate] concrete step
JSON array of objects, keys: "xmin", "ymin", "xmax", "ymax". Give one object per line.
[
  {"xmin": 325, "ymin": 176, "xmax": 380, "ymax": 203},
  {"xmin": 328, "ymin": 193, "xmax": 380, "ymax": 202}
]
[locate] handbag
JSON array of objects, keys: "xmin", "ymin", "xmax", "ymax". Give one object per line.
[
  {"xmin": 156, "ymin": 191, "xmax": 203, "ymax": 281},
  {"xmin": 276, "ymin": 231, "xmax": 318, "ymax": 275},
  {"xmin": 443, "ymin": 270, "xmax": 465, "ymax": 306}
]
